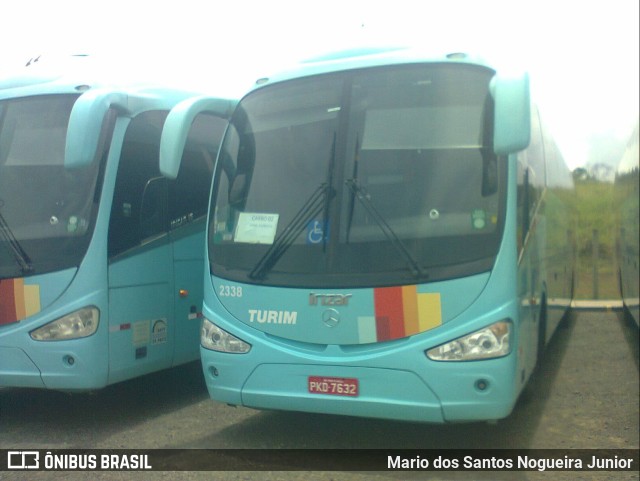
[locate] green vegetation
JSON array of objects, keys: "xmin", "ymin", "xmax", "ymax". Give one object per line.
[{"xmin": 571, "ymin": 174, "xmax": 618, "ymax": 300}]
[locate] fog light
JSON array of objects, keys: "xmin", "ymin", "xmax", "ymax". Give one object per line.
[{"xmin": 475, "ymin": 379, "xmax": 489, "ymax": 391}]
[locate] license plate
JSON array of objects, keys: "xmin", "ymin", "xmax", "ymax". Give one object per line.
[{"xmin": 308, "ymin": 376, "xmax": 359, "ymax": 397}]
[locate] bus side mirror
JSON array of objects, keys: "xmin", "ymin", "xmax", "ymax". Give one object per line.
[
  {"xmin": 160, "ymin": 97, "xmax": 236, "ymax": 179},
  {"xmin": 65, "ymin": 90, "xmax": 129, "ymax": 169},
  {"xmin": 491, "ymin": 73, "xmax": 531, "ymax": 155}
]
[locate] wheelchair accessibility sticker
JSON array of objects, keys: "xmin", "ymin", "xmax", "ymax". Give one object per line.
[{"xmin": 306, "ymin": 220, "xmax": 329, "ymax": 244}]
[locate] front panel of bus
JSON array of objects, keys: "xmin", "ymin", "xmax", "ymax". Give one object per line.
[
  {"xmin": 0, "ymin": 90, "xmax": 226, "ymax": 390},
  {"xmin": 201, "ymin": 63, "xmax": 525, "ymax": 422},
  {"xmin": 0, "ymin": 94, "xmax": 108, "ymax": 389}
]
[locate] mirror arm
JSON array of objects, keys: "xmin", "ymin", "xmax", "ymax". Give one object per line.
[
  {"xmin": 65, "ymin": 90, "xmax": 130, "ymax": 168},
  {"xmin": 160, "ymin": 97, "xmax": 236, "ymax": 179}
]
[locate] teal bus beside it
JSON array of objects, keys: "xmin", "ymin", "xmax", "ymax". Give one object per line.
[
  {"xmin": 0, "ymin": 56, "xmax": 235, "ymax": 390},
  {"xmin": 615, "ymin": 123, "xmax": 639, "ymax": 326},
  {"xmin": 160, "ymin": 48, "xmax": 576, "ymax": 422}
]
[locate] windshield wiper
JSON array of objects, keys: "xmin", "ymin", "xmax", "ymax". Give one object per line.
[
  {"xmin": 344, "ymin": 178, "xmax": 424, "ymax": 278},
  {"xmin": 345, "ymin": 135, "xmax": 360, "ymax": 243},
  {"xmin": 249, "ymin": 183, "xmax": 333, "ymax": 280},
  {"xmin": 249, "ymin": 133, "xmax": 337, "ymax": 281},
  {"xmin": 0, "ymin": 209, "xmax": 34, "ymax": 275},
  {"xmin": 320, "ymin": 133, "xmax": 337, "ymax": 252}
]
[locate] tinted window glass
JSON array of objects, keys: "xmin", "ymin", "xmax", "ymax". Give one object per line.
[
  {"xmin": 109, "ymin": 111, "xmax": 167, "ymax": 257},
  {"xmin": 170, "ymin": 114, "xmax": 226, "ymax": 228},
  {"xmin": 0, "ymin": 95, "xmax": 105, "ymax": 278},
  {"xmin": 210, "ymin": 64, "xmax": 505, "ymax": 288},
  {"xmin": 109, "ymin": 112, "xmax": 226, "ymax": 258}
]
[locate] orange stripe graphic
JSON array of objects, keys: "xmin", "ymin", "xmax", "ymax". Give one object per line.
[{"xmin": 402, "ymin": 285, "xmax": 419, "ymax": 336}]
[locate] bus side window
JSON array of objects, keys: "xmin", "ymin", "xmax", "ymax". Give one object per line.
[
  {"xmin": 169, "ymin": 114, "xmax": 227, "ymax": 227},
  {"xmin": 517, "ymin": 161, "xmax": 530, "ymax": 251},
  {"xmin": 516, "ymin": 108, "xmax": 545, "ymax": 254},
  {"xmin": 108, "ymin": 111, "xmax": 168, "ymax": 258},
  {"xmin": 140, "ymin": 177, "xmax": 168, "ymax": 240}
]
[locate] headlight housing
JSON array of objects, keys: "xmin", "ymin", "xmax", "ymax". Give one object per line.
[
  {"xmin": 426, "ymin": 320, "xmax": 512, "ymax": 361},
  {"xmin": 201, "ymin": 318, "xmax": 251, "ymax": 353},
  {"xmin": 30, "ymin": 307, "xmax": 100, "ymax": 341}
]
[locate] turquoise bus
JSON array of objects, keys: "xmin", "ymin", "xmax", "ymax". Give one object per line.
[
  {"xmin": 0, "ymin": 57, "xmax": 233, "ymax": 390},
  {"xmin": 161, "ymin": 48, "xmax": 576, "ymax": 422},
  {"xmin": 615, "ymin": 123, "xmax": 639, "ymax": 326}
]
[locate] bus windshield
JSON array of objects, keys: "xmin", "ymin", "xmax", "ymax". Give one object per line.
[
  {"xmin": 209, "ymin": 64, "xmax": 506, "ymax": 288},
  {"xmin": 0, "ymin": 95, "xmax": 104, "ymax": 279}
]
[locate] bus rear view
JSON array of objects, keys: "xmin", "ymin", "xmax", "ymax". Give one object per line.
[{"xmin": 169, "ymin": 49, "xmax": 573, "ymax": 422}]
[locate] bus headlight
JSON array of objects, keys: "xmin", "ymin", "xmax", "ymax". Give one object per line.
[
  {"xmin": 201, "ymin": 318, "xmax": 251, "ymax": 353},
  {"xmin": 426, "ymin": 320, "xmax": 512, "ymax": 361},
  {"xmin": 30, "ymin": 307, "xmax": 100, "ymax": 341}
]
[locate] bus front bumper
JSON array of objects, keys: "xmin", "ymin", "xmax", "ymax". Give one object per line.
[
  {"xmin": 0, "ymin": 336, "xmax": 109, "ymax": 391},
  {"xmin": 201, "ymin": 349, "xmax": 518, "ymax": 423},
  {"xmin": 0, "ymin": 346, "xmax": 46, "ymax": 388}
]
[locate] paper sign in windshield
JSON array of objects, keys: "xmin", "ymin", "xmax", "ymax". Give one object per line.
[{"xmin": 235, "ymin": 213, "xmax": 279, "ymax": 244}]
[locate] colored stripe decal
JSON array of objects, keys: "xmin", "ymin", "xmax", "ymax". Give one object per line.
[
  {"xmin": 0, "ymin": 279, "xmax": 17, "ymax": 325},
  {"xmin": 357, "ymin": 316, "xmax": 377, "ymax": 344},
  {"xmin": 374, "ymin": 286, "xmax": 405, "ymax": 341},
  {"xmin": 402, "ymin": 285, "xmax": 420, "ymax": 336},
  {"xmin": 24, "ymin": 284, "xmax": 41, "ymax": 317},
  {"xmin": 14, "ymin": 278, "xmax": 27, "ymax": 320},
  {"xmin": 368, "ymin": 286, "xmax": 442, "ymax": 343},
  {"xmin": 418, "ymin": 292, "xmax": 442, "ymax": 331},
  {"xmin": 0, "ymin": 278, "xmax": 41, "ymax": 325}
]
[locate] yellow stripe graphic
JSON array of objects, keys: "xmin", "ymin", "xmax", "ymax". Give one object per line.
[
  {"xmin": 23, "ymin": 284, "xmax": 41, "ymax": 317},
  {"xmin": 13, "ymin": 278, "xmax": 26, "ymax": 320},
  {"xmin": 417, "ymin": 292, "xmax": 442, "ymax": 331}
]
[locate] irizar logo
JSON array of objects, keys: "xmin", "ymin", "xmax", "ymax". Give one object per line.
[
  {"xmin": 248, "ymin": 309, "xmax": 297, "ymax": 325},
  {"xmin": 309, "ymin": 293, "xmax": 352, "ymax": 306}
]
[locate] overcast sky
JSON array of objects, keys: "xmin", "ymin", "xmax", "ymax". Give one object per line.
[{"xmin": 1, "ymin": 0, "xmax": 638, "ymax": 169}]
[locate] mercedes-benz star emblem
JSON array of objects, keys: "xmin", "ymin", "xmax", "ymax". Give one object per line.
[{"xmin": 322, "ymin": 308, "xmax": 340, "ymax": 328}]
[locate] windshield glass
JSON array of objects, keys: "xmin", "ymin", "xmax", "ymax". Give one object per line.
[
  {"xmin": 0, "ymin": 95, "xmax": 105, "ymax": 278},
  {"xmin": 209, "ymin": 64, "xmax": 506, "ymax": 288}
]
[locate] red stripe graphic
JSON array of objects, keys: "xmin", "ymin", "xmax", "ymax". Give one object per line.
[
  {"xmin": 0, "ymin": 279, "xmax": 17, "ymax": 325},
  {"xmin": 375, "ymin": 316, "xmax": 391, "ymax": 341},
  {"xmin": 374, "ymin": 286, "xmax": 405, "ymax": 341}
]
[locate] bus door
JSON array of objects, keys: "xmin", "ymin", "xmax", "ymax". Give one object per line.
[
  {"xmin": 108, "ymin": 111, "xmax": 228, "ymax": 379},
  {"xmin": 107, "ymin": 111, "xmax": 174, "ymax": 383},
  {"xmin": 168, "ymin": 114, "xmax": 227, "ymax": 365}
]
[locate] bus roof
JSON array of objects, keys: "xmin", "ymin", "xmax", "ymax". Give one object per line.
[
  {"xmin": 0, "ymin": 54, "xmax": 206, "ymax": 102},
  {"xmin": 250, "ymin": 48, "xmax": 497, "ymax": 91}
]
